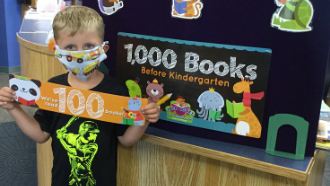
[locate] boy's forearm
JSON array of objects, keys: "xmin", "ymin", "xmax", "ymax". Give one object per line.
[
  {"xmin": 7, "ymin": 106, "xmax": 50, "ymax": 143},
  {"xmin": 118, "ymin": 121, "xmax": 150, "ymax": 147}
]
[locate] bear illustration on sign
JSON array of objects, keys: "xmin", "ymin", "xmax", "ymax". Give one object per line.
[
  {"xmin": 172, "ymin": 0, "xmax": 203, "ymax": 19},
  {"xmin": 271, "ymin": 0, "xmax": 314, "ymax": 32},
  {"xmin": 196, "ymin": 88, "xmax": 224, "ymax": 122},
  {"xmin": 9, "ymin": 74, "xmax": 41, "ymax": 108},
  {"xmin": 146, "ymin": 78, "xmax": 164, "ymax": 103}
]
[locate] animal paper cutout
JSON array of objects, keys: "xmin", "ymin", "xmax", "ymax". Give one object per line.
[
  {"xmin": 196, "ymin": 88, "xmax": 224, "ymax": 121},
  {"xmin": 231, "ymin": 78, "xmax": 264, "ymax": 138},
  {"xmin": 271, "ymin": 0, "xmax": 314, "ymax": 32},
  {"xmin": 146, "ymin": 78, "xmax": 164, "ymax": 103},
  {"xmin": 165, "ymin": 95, "xmax": 196, "ymax": 123},
  {"xmin": 98, "ymin": 0, "xmax": 124, "ymax": 16},
  {"xmin": 9, "ymin": 75, "xmax": 41, "ymax": 108},
  {"xmin": 172, "ymin": 0, "xmax": 203, "ymax": 19},
  {"xmin": 120, "ymin": 96, "xmax": 144, "ymax": 125}
]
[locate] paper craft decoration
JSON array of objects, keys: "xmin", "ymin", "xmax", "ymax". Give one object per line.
[
  {"xmin": 271, "ymin": 0, "xmax": 314, "ymax": 32},
  {"xmin": 157, "ymin": 93, "xmax": 172, "ymax": 106},
  {"xmin": 266, "ymin": 114, "xmax": 309, "ymax": 160},
  {"xmin": 115, "ymin": 32, "xmax": 272, "ymax": 138},
  {"xmin": 98, "ymin": 0, "xmax": 123, "ymax": 16},
  {"xmin": 171, "ymin": 0, "xmax": 203, "ymax": 19},
  {"xmin": 8, "ymin": 74, "xmax": 148, "ymax": 125},
  {"xmin": 165, "ymin": 96, "xmax": 195, "ymax": 123},
  {"xmin": 226, "ymin": 100, "xmax": 244, "ymax": 118},
  {"xmin": 126, "ymin": 78, "xmax": 142, "ymax": 98}
]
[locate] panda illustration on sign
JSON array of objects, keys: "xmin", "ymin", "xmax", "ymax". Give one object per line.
[{"xmin": 9, "ymin": 74, "xmax": 41, "ymax": 108}]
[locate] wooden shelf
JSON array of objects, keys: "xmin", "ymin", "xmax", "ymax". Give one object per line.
[
  {"xmin": 17, "ymin": 34, "xmax": 54, "ymax": 56},
  {"xmin": 140, "ymin": 134, "xmax": 312, "ymax": 181}
]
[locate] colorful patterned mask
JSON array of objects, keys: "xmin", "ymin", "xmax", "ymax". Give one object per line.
[{"xmin": 54, "ymin": 42, "xmax": 108, "ymax": 81}]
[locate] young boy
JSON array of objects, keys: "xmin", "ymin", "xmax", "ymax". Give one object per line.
[{"xmin": 0, "ymin": 6, "xmax": 160, "ymax": 186}]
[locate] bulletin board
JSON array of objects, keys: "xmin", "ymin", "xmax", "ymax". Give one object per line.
[{"xmin": 83, "ymin": 0, "xmax": 330, "ymax": 157}]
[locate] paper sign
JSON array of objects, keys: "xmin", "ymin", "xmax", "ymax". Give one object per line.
[
  {"xmin": 8, "ymin": 74, "xmax": 148, "ymax": 126},
  {"xmin": 115, "ymin": 32, "xmax": 272, "ymax": 138}
]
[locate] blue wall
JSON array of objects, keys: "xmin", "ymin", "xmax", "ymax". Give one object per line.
[
  {"xmin": 0, "ymin": 0, "xmax": 21, "ymax": 68},
  {"xmin": 0, "ymin": 1, "xmax": 9, "ymax": 67}
]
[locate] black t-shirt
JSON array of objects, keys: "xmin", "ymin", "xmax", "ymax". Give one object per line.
[{"xmin": 34, "ymin": 73, "xmax": 129, "ymax": 186}]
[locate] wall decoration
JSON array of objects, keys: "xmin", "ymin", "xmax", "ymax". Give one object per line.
[
  {"xmin": 146, "ymin": 78, "xmax": 164, "ymax": 103},
  {"xmin": 8, "ymin": 74, "xmax": 148, "ymax": 125},
  {"xmin": 171, "ymin": 0, "xmax": 203, "ymax": 19},
  {"xmin": 271, "ymin": 0, "xmax": 314, "ymax": 32},
  {"xmin": 165, "ymin": 95, "xmax": 195, "ymax": 123},
  {"xmin": 231, "ymin": 79, "xmax": 264, "ymax": 138},
  {"xmin": 115, "ymin": 32, "xmax": 272, "ymax": 138},
  {"xmin": 98, "ymin": 0, "xmax": 123, "ymax": 15}
]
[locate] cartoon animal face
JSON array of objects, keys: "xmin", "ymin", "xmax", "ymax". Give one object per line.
[
  {"xmin": 128, "ymin": 98, "xmax": 142, "ymax": 111},
  {"xmin": 200, "ymin": 92, "xmax": 224, "ymax": 108},
  {"xmin": 9, "ymin": 75, "xmax": 41, "ymax": 103},
  {"xmin": 197, "ymin": 88, "xmax": 224, "ymax": 110},
  {"xmin": 175, "ymin": 96, "xmax": 187, "ymax": 107},
  {"xmin": 146, "ymin": 79, "xmax": 164, "ymax": 102},
  {"xmin": 233, "ymin": 78, "xmax": 253, "ymax": 94}
]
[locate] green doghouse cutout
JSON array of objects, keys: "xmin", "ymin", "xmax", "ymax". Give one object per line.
[{"xmin": 266, "ymin": 114, "xmax": 309, "ymax": 160}]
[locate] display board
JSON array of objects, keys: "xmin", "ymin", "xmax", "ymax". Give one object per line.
[
  {"xmin": 83, "ymin": 0, "xmax": 330, "ymax": 156},
  {"xmin": 115, "ymin": 32, "xmax": 271, "ymax": 139}
]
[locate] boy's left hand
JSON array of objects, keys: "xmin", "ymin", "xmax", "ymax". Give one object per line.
[{"xmin": 141, "ymin": 102, "xmax": 160, "ymax": 123}]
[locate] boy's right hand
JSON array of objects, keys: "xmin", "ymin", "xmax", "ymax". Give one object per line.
[{"xmin": 0, "ymin": 87, "xmax": 17, "ymax": 110}]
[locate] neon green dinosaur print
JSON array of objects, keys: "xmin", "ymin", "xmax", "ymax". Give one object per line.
[{"xmin": 56, "ymin": 116, "xmax": 100, "ymax": 186}]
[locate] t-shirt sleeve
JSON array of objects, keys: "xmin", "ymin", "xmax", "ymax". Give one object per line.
[
  {"xmin": 115, "ymin": 83, "xmax": 130, "ymax": 137},
  {"xmin": 34, "ymin": 109, "xmax": 53, "ymax": 134},
  {"xmin": 33, "ymin": 75, "xmax": 65, "ymax": 134}
]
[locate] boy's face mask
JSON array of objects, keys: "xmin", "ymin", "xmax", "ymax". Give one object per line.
[{"xmin": 54, "ymin": 42, "xmax": 108, "ymax": 81}]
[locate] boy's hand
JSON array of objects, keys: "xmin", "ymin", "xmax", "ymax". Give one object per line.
[
  {"xmin": 141, "ymin": 102, "xmax": 160, "ymax": 123},
  {"xmin": 0, "ymin": 87, "xmax": 17, "ymax": 110}
]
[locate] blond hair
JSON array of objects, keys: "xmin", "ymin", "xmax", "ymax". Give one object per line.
[{"xmin": 53, "ymin": 6, "xmax": 104, "ymax": 40}]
